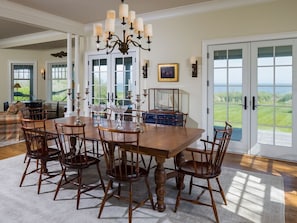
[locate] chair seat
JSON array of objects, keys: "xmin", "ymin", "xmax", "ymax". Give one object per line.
[
  {"xmin": 107, "ymin": 165, "xmax": 148, "ymax": 182},
  {"xmin": 179, "ymin": 161, "xmax": 221, "ymax": 179},
  {"xmin": 27, "ymin": 146, "xmax": 59, "ymax": 159},
  {"xmin": 47, "ymin": 133, "xmax": 58, "ymax": 140},
  {"xmin": 64, "ymin": 155, "xmax": 99, "ymax": 169}
]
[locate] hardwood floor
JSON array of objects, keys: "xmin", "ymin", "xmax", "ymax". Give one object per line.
[{"xmin": 1, "ymin": 143, "xmax": 296, "ymax": 222}]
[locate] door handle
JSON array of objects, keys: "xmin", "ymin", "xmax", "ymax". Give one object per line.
[
  {"xmin": 239, "ymin": 96, "xmax": 248, "ymax": 110},
  {"xmin": 244, "ymin": 96, "xmax": 247, "ymax": 110},
  {"xmin": 252, "ymin": 96, "xmax": 258, "ymax": 110},
  {"xmin": 111, "ymin": 93, "xmax": 114, "ymax": 102},
  {"xmin": 107, "ymin": 92, "xmax": 110, "ymax": 102}
]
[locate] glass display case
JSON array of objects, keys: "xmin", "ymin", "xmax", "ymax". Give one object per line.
[
  {"xmin": 144, "ymin": 88, "xmax": 187, "ymax": 126},
  {"xmin": 148, "ymin": 88, "xmax": 180, "ymax": 112}
]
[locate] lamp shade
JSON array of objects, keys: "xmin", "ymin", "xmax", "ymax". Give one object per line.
[{"xmin": 14, "ymin": 83, "xmax": 21, "ymax": 88}]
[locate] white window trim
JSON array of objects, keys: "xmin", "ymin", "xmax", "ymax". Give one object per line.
[
  {"xmin": 45, "ymin": 60, "xmax": 68, "ymax": 103},
  {"xmin": 8, "ymin": 60, "xmax": 37, "ymax": 102}
]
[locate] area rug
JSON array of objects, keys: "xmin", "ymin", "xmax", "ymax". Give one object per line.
[{"xmin": 0, "ymin": 155, "xmax": 285, "ymax": 223}]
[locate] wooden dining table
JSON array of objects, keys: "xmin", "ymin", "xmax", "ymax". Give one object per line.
[{"xmin": 45, "ymin": 116, "xmax": 204, "ymax": 212}]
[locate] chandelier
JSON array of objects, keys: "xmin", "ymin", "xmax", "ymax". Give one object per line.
[{"xmin": 93, "ymin": 0, "xmax": 152, "ymax": 55}]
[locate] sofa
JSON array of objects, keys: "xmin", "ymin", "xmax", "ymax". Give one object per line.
[{"xmin": 0, "ymin": 102, "xmax": 29, "ymax": 141}]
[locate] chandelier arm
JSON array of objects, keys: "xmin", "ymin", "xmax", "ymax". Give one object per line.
[
  {"xmin": 96, "ymin": 37, "xmax": 108, "ymax": 51},
  {"xmin": 130, "ymin": 39, "xmax": 151, "ymax": 51},
  {"xmin": 106, "ymin": 40, "xmax": 120, "ymax": 54}
]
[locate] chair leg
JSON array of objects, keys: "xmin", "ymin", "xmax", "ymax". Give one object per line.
[
  {"xmin": 37, "ymin": 162, "xmax": 46, "ymax": 194},
  {"xmin": 118, "ymin": 183, "xmax": 122, "ymax": 196},
  {"xmin": 207, "ymin": 179, "xmax": 220, "ymax": 223},
  {"xmin": 23, "ymin": 154, "xmax": 28, "ymax": 163},
  {"xmin": 54, "ymin": 168, "xmax": 66, "ymax": 201},
  {"xmin": 128, "ymin": 182, "xmax": 133, "ymax": 223},
  {"xmin": 216, "ymin": 177, "xmax": 227, "ymax": 205},
  {"xmin": 189, "ymin": 176, "xmax": 193, "ymax": 194},
  {"xmin": 98, "ymin": 180, "xmax": 113, "ymax": 218},
  {"xmin": 19, "ymin": 158, "xmax": 31, "ymax": 187},
  {"xmin": 174, "ymin": 173, "xmax": 184, "ymax": 212},
  {"xmin": 96, "ymin": 162, "xmax": 106, "ymax": 192},
  {"xmin": 76, "ymin": 169, "xmax": 82, "ymax": 210},
  {"xmin": 145, "ymin": 176, "xmax": 155, "ymax": 210}
]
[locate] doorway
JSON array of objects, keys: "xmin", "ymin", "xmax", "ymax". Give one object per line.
[
  {"xmin": 207, "ymin": 38, "xmax": 297, "ymax": 161},
  {"xmin": 87, "ymin": 51, "xmax": 138, "ymax": 118}
]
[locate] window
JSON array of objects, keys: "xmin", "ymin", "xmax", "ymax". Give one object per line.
[
  {"xmin": 88, "ymin": 51, "xmax": 137, "ymax": 109},
  {"xmin": 48, "ymin": 63, "xmax": 71, "ymax": 102},
  {"xmin": 11, "ymin": 64, "xmax": 33, "ymax": 101}
]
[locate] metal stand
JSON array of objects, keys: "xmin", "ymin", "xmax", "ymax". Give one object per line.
[
  {"xmin": 128, "ymin": 89, "xmax": 148, "ymax": 132},
  {"xmin": 67, "ymin": 88, "xmax": 89, "ymax": 125}
]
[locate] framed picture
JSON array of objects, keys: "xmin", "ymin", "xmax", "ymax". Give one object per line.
[{"xmin": 158, "ymin": 63, "xmax": 179, "ymax": 82}]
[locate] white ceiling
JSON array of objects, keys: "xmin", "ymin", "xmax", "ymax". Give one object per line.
[
  {"xmin": 0, "ymin": 0, "xmax": 210, "ymax": 49},
  {"xmin": 7, "ymin": 0, "xmax": 209, "ymax": 24}
]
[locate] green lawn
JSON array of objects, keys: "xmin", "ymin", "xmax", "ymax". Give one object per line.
[{"xmin": 214, "ymin": 103, "xmax": 292, "ymax": 132}]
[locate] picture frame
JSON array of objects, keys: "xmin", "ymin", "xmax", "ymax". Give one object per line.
[{"xmin": 158, "ymin": 63, "xmax": 179, "ymax": 82}]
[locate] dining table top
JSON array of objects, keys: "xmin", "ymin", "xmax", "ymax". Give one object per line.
[{"xmin": 45, "ymin": 116, "xmax": 204, "ymax": 159}]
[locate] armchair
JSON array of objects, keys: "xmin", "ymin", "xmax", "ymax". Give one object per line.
[
  {"xmin": 174, "ymin": 122, "xmax": 233, "ymax": 223},
  {"xmin": 0, "ymin": 101, "xmax": 29, "ymax": 142}
]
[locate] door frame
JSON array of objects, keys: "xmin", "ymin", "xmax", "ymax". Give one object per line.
[
  {"xmin": 85, "ymin": 48, "xmax": 140, "ymax": 115},
  {"xmin": 202, "ymin": 31, "xmax": 297, "ymax": 161}
]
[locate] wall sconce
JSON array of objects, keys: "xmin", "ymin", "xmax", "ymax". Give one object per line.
[
  {"xmin": 190, "ymin": 56, "xmax": 198, "ymax": 77},
  {"xmin": 142, "ymin": 60, "xmax": 149, "ymax": 78},
  {"xmin": 40, "ymin": 68, "xmax": 46, "ymax": 80}
]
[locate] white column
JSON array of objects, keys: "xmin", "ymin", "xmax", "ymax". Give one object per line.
[
  {"xmin": 66, "ymin": 33, "xmax": 72, "ymax": 116},
  {"xmin": 74, "ymin": 35, "xmax": 79, "ymax": 94}
]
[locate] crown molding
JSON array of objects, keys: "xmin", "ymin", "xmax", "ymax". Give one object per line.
[
  {"xmin": 141, "ymin": 0, "xmax": 277, "ymax": 21},
  {"xmin": 0, "ymin": 1, "xmax": 84, "ymax": 35}
]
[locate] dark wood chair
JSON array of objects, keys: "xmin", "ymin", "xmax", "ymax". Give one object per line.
[
  {"xmin": 97, "ymin": 126, "xmax": 155, "ymax": 223},
  {"xmin": 19, "ymin": 125, "xmax": 60, "ymax": 194},
  {"xmin": 83, "ymin": 105, "xmax": 111, "ymax": 158},
  {"xmin": 21, "ymin": 118, "xmax": 59, "ymax": 163},
  {"xmin": 3, "ymin": 101, "xmax": 9, "ymax": 111},
  {"xmin": 174, "ymin": 122, "xmax": 233, "ymax": 223},
  {"xmin": 54, "ymin": 122, "xmax": 106, "ymax": 210},
  {"xmin": 28, "ymin": 107, "xmax": 48, "ymax": 120}
]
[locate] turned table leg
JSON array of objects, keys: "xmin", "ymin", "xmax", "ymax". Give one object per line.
[{"xmin": 154, "ymin": 156, "xmax": 166, "ymax": 212}]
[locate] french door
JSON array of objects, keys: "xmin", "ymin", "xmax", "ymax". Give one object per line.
[
  {"xmin": 87, "ymin": 51, "xmax": 138, "ymax": 116},
  {"xmin": 208, "ymin": 39, "xmax": 297, "ymax": 161}
]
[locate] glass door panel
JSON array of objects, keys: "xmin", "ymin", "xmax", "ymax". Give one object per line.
[
  {"xmin": 114, "ymin": 56, "xmax": 133, "ymax": 106},
  {"xmin": 251, "ymin": 40, "xmax": 295, "ymax": 157},
  {"xmin": 91, "ymin": 58, "xmax": 108, "ymax": 106},
  {"xmin": 211, "ymin": 46, "xmax": 248, "ymax": 150}
]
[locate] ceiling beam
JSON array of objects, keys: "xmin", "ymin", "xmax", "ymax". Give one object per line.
[
  {"xmin": 0, "ymin": 31, "xmax": 67, "ymax": 49},
  {"xmin": 0, "ymin": 1, "xmax": 84, "ymax": 35}
]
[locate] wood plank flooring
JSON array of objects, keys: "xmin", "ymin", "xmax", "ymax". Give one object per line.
[{"xmin": 1, "ymin": 143, "xmax": 296, "ymax": 222}]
